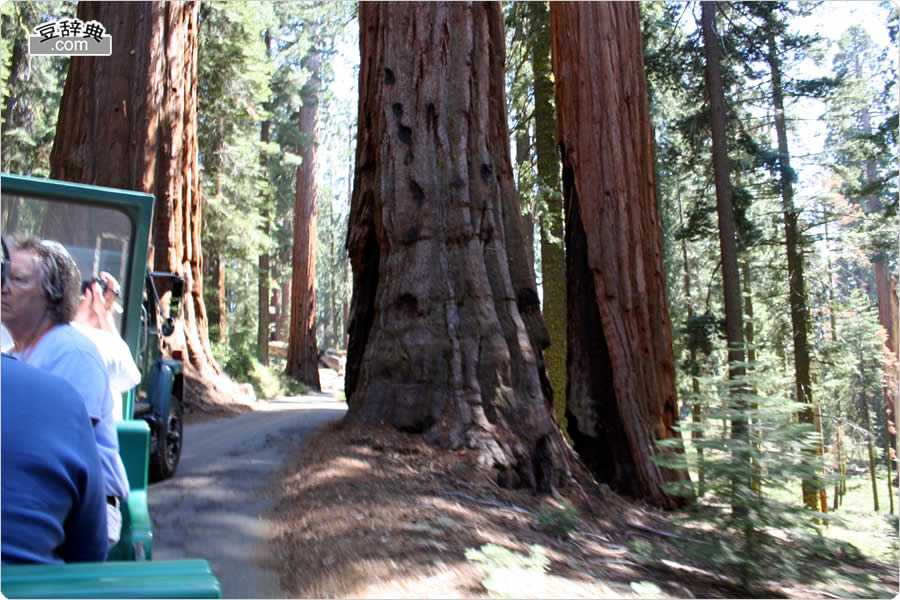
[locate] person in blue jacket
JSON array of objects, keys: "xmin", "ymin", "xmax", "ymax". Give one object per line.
[{"xmin": 1, "ymin": 353, "xmax": 109, "ymax": 564}]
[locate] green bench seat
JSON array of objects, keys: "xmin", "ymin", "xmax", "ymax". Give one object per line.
[
  {"xmin": 108, "ymin": 420, "xmax": 153, "ymax": 561},
  {"xmin": 1, "ymin": 415, "xmax": 222, "ymax": 598},
  {"xmin": 1, "ymin": 559, "xmax": 222, "ymax": 598}
]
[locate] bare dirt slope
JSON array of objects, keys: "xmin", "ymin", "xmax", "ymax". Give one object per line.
[
  {"xmin": 267, "ymin": 380, "xmax": 898, "ymax": 599},
  {"xmin": 178, "ymin": 366, "xmax": 897, "ymax": 598},
  {"xmin": 182, "ymin": 364, "xmax": 257, "ymax": 424}
]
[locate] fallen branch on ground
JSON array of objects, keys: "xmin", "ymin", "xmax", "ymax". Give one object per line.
[
  {"xmin": 438, "ymin": 489, "xmax": 533, "ymax": 516},
  {"xmin": 626, "ymin": 522, "xmax": 702, "ymax": 543}
]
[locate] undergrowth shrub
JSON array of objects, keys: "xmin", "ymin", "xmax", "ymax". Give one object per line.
[
  {"xmin": 465, "ymin": 543, "xmax": 549, "ymax": 598},
  {"xmin": 654, "ymin": 364, "xmax": 828, "ymax": 590},
  {"xmin": 536, "ymin": 499, "xmax": 578, "ymax": 538}
]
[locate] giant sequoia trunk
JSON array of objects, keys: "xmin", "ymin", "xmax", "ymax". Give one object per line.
[
  {"xmin": 346, "ymin": 1, "xmax": 566, "ymax": 491},
  {"xmin": 550, "ymin": 1, "xmax": 687, "ymax": 509},
  {"xmin": 286, "ymin": 48, "xmax": 321, "ymax": 391},
  {"xmin": 48, "ymin": 1, "xmax": 217, "ymax": 375}
]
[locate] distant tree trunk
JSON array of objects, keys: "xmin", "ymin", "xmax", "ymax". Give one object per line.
[
  {"xmin": 891, "ymin": 276, "xmax": 899, "ymax": 482},
  {"xmin": 884, "ymin": 409, "xmax": 895, "ymax": 514},
  {"xmin": 281, "ymin": 278, "xmax": 291, "ymax": 343},
  {"xmin": 216, "ymin": 252, "xmax": 228, "ymax": 344},
  {"xmin": 742, "ymin": 260, "xmax": 762, "ymax": 497},
  {"xmin": 679, "ymin": 192, "xmax": 705, "ymax": 496},
  {"xmin": 866, "ymin": 120, "xmax": 898, "ymax": 488},
  {"xmin": 258, "ymin": 30, "xmax": 273, "ymax": 366},
  {"xmin": 342, "ymin": 284, "xmax": 349, "ymax": 350},
  {"xmin": 1, "ymin": 51, "xmax": 25, "ymax": 140},
  {"xmin": 211, "ymin": 136, "xmax": 228, "ymax": 345},
  {"xmin": 551, "ymin": 1, "xmax": 687, "ymax": 509},
  {"xmin": 329, "ymin": 220, "xmax": 338, "ymax": 349},
  {"xmin": 258, "ymin": 215, "xmax": 270, "ymax": 364},
  {"xmin": 271, "ymin": 285, "xmax": 282, "ymax": 342},
  {"xmin": 845, "ymin": 46, "xmax": 899, "ymax": 489},
  {"xmin": 825, "ymin": 214, "xmax": 847, "ymax": 508},
  {"xmin": 258, "ymin": 119, "xmax": 271, "ymax": 365},
  {"xmin": 286, "ymin": 47, "xmax": 321, "ymax": 390},
  {"xmin": 860, "ymin": 387, "xmax": 880, "ymax": 511},
  {"xmin": 347, "ymin": 1, "xmax": 567, "ymax": 493},
  {"xmin": 701, "ymin": 1, "xmax": 747, "ymax": 514},
  {"xmin": 765, "ymin": 28, "xmax": 824, "ymax": 513},
  {"xmin": 49, "ymin": 0, "xmax": 218, "ymax": 375},
  {"xmin": 515, "ymin": 132, "xmax": 535, "ymax": 269},
  {"xmin": 529, "ymin": 1, "xmax": 566, "ymax": 431}
]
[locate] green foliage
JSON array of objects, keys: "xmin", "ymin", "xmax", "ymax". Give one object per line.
[
  {"xmin": 536, "ymin": 500, "xmax": 578, "ymax": 538},
  {"xmin": 0, "ymin": 1, "xmax": 73, "ymax": 175},
  {"xmin": 315, "ymin": 186, "xmax": 350, "ymax": 349},
  {"xmin": 311, "ymin": 13, "xmax": 356, "ymax": 351},
  {"xmin": 504, "ymin": 1, "xmax": 543, "ymax": 276},
  {"xmin": 465, "ymin": 543, "xmax": 549, "ymax": 598},
  {"xmin": 196, "ymin": 1, "xmax": 357, "ymax": 366},
  {"xmin": 655, "ymin": 362, "xmax": 828, "ymax": 589},
  {"xmin": 680, "ymin": 312, "xmax": 722, "ymax": 360},
  {"xmin": 626, "ymin": 538, "xmax": 665, "ymax": 564},
  {"xmin": 824, "ymin": 22, "xmax": 899, "ymax": 231},
  {"xmin": 647, "ymin": 9, "xmax": 896, "ymax": 582},
  {"xmin": 768, "ymin": 469, "xmax": 899, "ymax": 565},
  {"xmin": 211, "ymin": 295, "xmax": 258, "ymax": 375},
  {"xmin": 212, "ymin": 336, "xmax": 308, "ymax": 400},
  {"xmin": 629, "ymin": 581, "xmax": 663, "ymax": 598},
  {"xmin": 198, "ymin": 2, "xmax": 275, "ymax": 356}
]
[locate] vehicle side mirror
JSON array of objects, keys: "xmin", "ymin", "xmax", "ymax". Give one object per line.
[
  {"xmin": 161, "ymin": 317, "xmax": 175, "ymax": 337},
  {"xmin": 168, "ymin": 276, "xmax": 184, "ymax": 322}
]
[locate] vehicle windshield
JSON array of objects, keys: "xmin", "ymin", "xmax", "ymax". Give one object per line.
[{"xmin": 1, "ymin": 192, "xmax": 134, "ymax": 335}]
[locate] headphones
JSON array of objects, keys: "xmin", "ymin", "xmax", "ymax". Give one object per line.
[{"xmin": 1, "ymin": 236, "xmax": 8, "ymax": 288}]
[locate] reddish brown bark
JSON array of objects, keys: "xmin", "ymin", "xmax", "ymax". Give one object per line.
[
  {"xmin": 49, "ymin": 1, "xmax": 217, "ymax": 375},
  {"xmin": 286, "ymin": 49, "xmax": 321, "ymax": 390},
  {"xmin": 280, "ymin": 278, "xmax": 291, "ymax": 343},
  {"xmin": 876, "ymin": 253, "xmax": 898, "ymax": 468},
  {"xmin": 346, "ymin": 1, "xmax": 566, "ymax": 492},
  {"xmin": 891, "ymin": 277, "xmax": 900, "ymax": 470},
  {"xmin": 550, "ymin": 1, "xmax": 686, "ymax": 508}
]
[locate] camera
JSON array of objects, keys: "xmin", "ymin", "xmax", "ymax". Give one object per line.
[{"xmin": 81, "ymin": 276, "xmax": 109, "ymax": 295}]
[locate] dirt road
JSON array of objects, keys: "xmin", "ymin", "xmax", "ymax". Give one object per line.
[{"xmin": 148, "ymin": 393, "xmax": 347, "ymax": 598}]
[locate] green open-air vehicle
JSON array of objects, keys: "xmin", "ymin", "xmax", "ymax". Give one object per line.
[{"xmin": 1, "ymin": 173, "xmax": 220, "ymax": 598}]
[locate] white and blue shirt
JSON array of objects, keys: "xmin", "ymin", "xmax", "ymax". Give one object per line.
[{"xmin": 13, "ymin": 324, "xmax": 130, "ymax": 500}]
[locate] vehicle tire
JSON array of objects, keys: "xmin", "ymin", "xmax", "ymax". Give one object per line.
[{"xmin": 149, "ymin": 394, "xmax": 183, "ymax": 482}]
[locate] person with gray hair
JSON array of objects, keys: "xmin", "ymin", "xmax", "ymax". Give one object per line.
[{"xmin": 1, "ymin": 236, "xmax": 130, "ymax": 551}]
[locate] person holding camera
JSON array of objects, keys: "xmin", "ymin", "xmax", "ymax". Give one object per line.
[
  {"xmin": 1, "ymin": 236, "xmax": 130, "ymax": 550},
  {"xmin": 73, "ymin": 274, "xmax": 141, "ymax": 421},
  {"xmin": 79, "ymin": 272, "xmax": 123, "ymax": 333}
]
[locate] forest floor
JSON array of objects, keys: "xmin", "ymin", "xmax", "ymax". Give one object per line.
[{"xmin": 186, "ymin": 366, "xmax": 899, "ymax": 599}]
